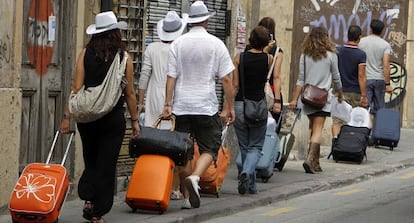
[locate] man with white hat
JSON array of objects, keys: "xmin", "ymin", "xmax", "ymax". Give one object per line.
[
  {"xmin": 163, "ymin": 1, "xmax": 235, "ymax": 209},
  {"xmin": 138, "ymin": 11, "xmax": 187, "ymax": 201}
]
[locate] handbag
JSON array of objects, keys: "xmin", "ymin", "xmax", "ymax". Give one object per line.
[
  {"xmin": 69, "ymin": 51, "xmax": 128, "ymax": 123},
  {"xmin": 128, "ymin": 116, "xmax": 194, "ymax": 166},
  {"xmin": 264, "ymin": 47, "xmax": 280, "ymax": 110},
  {"xmin": 300, "ymin": 56, "xmax": 328, "ymax": 109},
  {"xmin": 239, "ymin": 53, "xmax": 267, "ymax": 126}
]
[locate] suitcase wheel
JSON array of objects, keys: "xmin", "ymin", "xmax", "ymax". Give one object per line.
[
  {"xmin": 215, "ymin": 187, "xmax": 222, "ymax": 198},
  {"xmin": 262, "ymin": 177, "xmax": 269, "ymax": 183},
  {"xmin": 275, "ymin": 157, "xmax": 287, "ymax": 172},
  {"xmin": 390, "ymin": 146, "xmax": 394, "ymax": 151},
  {"xmin": 131, "ymin": 207, "xmax": 137, "ymax": 213}
]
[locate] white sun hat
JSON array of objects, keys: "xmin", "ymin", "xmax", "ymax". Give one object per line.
[
  {"xmin": 86, "ymin": 11, "xmax": 127, "ymax": 35},
  {"xmin": 186, "ymin": 1, "xmax": 216, "ymax": 24},
  {"xmin": 157, "ymin": 11, "xmax": 188, "ymax": 41}
]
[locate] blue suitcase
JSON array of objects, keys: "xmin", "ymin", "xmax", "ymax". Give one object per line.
[
  {"xmin": 372, "ymin": 108, "xmax": 400, "ymax": 150},
  {"xmin": 236, "ymin": 130, "xmax": 280, "ymax": 183}
]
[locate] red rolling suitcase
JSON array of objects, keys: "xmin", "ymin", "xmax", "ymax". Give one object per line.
[
  {"xmin": 125, "ymin": 154, "xmax": 175, "ymax": 213},
  {"xmin": 9, "ymin": 131, "xmax": 75, "ymax": 223}
]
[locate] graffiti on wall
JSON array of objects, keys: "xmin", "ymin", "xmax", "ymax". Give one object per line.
[
  {"xmin": 0, "ymin": 34, "xmax": 11, "ymax": 69},
  {"xmin": 295, "ymin": 0, "xmax": 407, "ymax": 107}
]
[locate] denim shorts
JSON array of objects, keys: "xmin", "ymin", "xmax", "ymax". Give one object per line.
[{"xmin": 174, "ymin": 113, "xmax": 222, "ymax": 160}]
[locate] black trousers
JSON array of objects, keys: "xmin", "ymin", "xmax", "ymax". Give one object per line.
[{"xmin": 76, "ymin": 107, "xmax": 126, "ymax": 217}]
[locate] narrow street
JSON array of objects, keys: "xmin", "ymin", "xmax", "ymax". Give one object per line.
[{"xmin": 201, "ymin": 166, "xmax": 414, "ymax": 223}]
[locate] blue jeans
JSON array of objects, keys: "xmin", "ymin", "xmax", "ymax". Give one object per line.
[
  {"xmin": 367, "ymin": 79, "xmax": 386, "ymax": 115},
  {"xmin": 234, "ymin": 101, "xmax": 266, "ymax": 193}
]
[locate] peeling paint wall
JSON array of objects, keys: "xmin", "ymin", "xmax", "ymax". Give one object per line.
[{"xmin": 0, "ymin": 0, "xmax": 23, "ymax": 208}]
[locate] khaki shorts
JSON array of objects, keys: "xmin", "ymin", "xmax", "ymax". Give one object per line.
[{"xmin": 332, "ymin": 92, "xmax": 361, "ymax": 125}]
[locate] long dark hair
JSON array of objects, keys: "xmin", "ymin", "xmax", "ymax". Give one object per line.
[
  {"xmin": 86, "ymin": 29, "xmax": 126, "ymax": 61},
  {"xmin": 258, "ymin": 17, "xmax": 275, "ymax": 40}
]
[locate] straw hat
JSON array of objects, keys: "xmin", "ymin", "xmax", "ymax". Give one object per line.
[{"xmin": 86, "ymin": 11, "xmax": 127, "ymax": 35}]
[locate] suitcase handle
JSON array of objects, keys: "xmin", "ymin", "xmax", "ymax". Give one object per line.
[
  {"xmin": 279, "ymin": 104, "xmax": 301, "ymax": 134},
  {"xmin": 46, "ymin": 130, "xmax": 76, "ymax": 165},
  {"xmin": 153, "ymin": 115, "xmax": 176, "ymax": 131}
]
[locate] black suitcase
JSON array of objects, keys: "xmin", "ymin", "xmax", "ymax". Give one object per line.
[
  {"xmin": 372, "ymin": 108, "xmax": 401, "ymax": 150},
  {"xmin": 328, "ymin": 125, "xmax": 371, "ymax": 164},
  {"xmin": 129, "ymin": 117, "xmax": 194, "ymax": 166}
]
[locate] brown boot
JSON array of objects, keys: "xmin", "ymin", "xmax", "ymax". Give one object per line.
[
  {"xmin": 313, "ymin": 144, "xmax": 322, "ymax": 172},
  {"xmin": 302, "ymin": 143, "xmax": 319, "ymax": 174}
]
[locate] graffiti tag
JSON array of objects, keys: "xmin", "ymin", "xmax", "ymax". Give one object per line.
[{"xmin": 0, "ymin": 34, "xmax": 11, "ymax": 69}]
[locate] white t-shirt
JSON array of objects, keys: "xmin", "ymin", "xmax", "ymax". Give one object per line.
[
  {"xmin": 167, "ymin": 26, "xmax": 234, "ymax": 116},
  {"xmin": 359, "ymin": 35, "xmax": 392, "ymax": 80}
]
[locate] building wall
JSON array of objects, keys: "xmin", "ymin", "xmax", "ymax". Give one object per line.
[
  {"xmin": 0, "ymin": 0, "xmax": 22, "ymax": 207},
  {"xmin": 404, "ymin": 1, "xmax": 414, "ymax": 128}
]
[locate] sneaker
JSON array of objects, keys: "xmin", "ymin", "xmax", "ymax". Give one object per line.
[
  {"xmin": 181, "ymin": 198, "xmax": 192, "ymax": 209},
  {"xmin": 184, "ymin": 175, "xmax": 200, "ymax": 208},
  {"xmin": 238, "ymin": 172, "xmax": 247, "ymax": 195},
  {"xmin": 171, "ymin": 190, "xmax": 183, "ymax": 200}
]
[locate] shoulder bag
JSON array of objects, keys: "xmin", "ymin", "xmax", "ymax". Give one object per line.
[
  {"xmin": 69, "ymin": 51, "xmax": 128, "ymax": 123},
  {"xmin": 264, "ymin": 47, "xmax": 280, "ymax": 110},
  {"xmin": 240, "ymin": 53, "xmax": 267, "ymax": 126},
  {"xmin": 300, "ymin": 55, "xmax": 328, "ymax": 109}
]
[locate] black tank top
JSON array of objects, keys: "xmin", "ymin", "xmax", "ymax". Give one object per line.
[
  {"xmin": 235, "ymin": 51, "xmax": 268, "ymax": 101},
  {"xmin": 83, "ymin": 47, "xmax": 125, "ymax": 107}
]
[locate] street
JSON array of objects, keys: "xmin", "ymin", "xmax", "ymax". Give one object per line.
[{"xmin": 201, "ymin": 166, "xmax": 414, "ymax": 223}]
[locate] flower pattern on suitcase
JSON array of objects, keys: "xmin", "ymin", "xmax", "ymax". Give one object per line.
[{"xmin": 14, "ymin": 173, "xmax": 57, "ymax": 204}]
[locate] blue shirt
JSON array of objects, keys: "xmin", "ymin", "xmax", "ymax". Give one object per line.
[{"xmin": 337, "ymin": 44, "xmax": 366, "ymax": 93}]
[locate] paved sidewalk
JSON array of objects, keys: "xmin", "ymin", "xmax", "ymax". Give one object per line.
[{"xmin": 2, "ymin": 129, "xmax": 414, "ymax": 223}]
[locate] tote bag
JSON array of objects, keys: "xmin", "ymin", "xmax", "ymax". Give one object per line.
[{"xmin": 69, "ymin": 52, "xmax": 128, "ymax": 123}]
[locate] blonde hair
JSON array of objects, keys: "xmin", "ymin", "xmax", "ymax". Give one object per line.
[{"xmin": 302, "ymin": 27, "xmax": 336, "ymax": 61}]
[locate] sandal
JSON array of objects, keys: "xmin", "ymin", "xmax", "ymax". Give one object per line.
[
  {"xmin": 91, "ymin": 217, "xmax": 105, "ymax": 223},
  {"xmin": 82, "ymin": 201, "xmax": 93, "ymax": 220}
]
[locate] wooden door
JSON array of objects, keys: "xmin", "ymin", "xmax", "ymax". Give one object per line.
[{"xmin": 20, "ymin": 0, "xmax": 75, "ymax": 172}]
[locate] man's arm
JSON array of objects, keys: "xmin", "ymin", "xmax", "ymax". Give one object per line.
[
  {"xmin": 358, "ymin": 63, "xmax": 368, "ymax": 107},
  {"xmin": 163, "ymin": 76, "xmax": 176, "ymax": 118},
  {"xmin": 221, "ymin": 74, "xmax": 235, "ymax": 124},
  {"xmin": 383, "ymin": 53, "xmax": 393, "ymax": 93}
]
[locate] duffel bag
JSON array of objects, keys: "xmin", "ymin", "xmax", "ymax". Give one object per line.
[{"xmin": 129, "ymin": 116, "xmax": 194, "ymax": 166}]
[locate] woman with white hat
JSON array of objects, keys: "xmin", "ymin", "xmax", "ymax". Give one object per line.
[
  {"xmin": 60, "ymin": 11, "xmax": 139, "ymax": 223},
  {"xmin": 137, "ymin": 10, "xmax": 187, "ymax": 200}
]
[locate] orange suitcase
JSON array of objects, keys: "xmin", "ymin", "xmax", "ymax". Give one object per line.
[
  {"xmin": 192, "ymin": 144, "xmax": 231, "ymax": 197},
  {"xmin": 125, "ymin": 154, "xmax": 174, "ymax": 213},
  {"xmin": 9, "ymin": 131, "xmax": 75, "ymax": 223}
]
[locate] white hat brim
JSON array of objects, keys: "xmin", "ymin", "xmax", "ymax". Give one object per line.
[
  {"xmin": 86, "ymin": 21, "xmax": 128, "ymax": 35},
  {"xmin": 157, "ymin": 18, "xmax": 187, "ymax": 41},
  {"xmin": 186, "ymin": 12, "xmax": 215, "ymax": 24}
]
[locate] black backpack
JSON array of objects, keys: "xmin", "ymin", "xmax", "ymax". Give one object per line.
[{"xmin": 328, "ymin": 125, "xmax": 371, "ymax": 164}]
